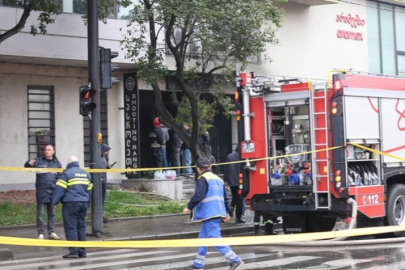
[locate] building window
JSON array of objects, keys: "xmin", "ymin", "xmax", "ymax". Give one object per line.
[
  {"xmin": 367, "ymin": 1, "xmax": 405, "ymax": 76},
  {"xmin": 83, "ymin": 90, "xmax": 108, "ymax": 167},
  {"xmin": 27, "ymin": 86, "xmax": 55, "ymax": 160}
]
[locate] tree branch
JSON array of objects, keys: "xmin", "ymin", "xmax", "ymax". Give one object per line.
[
  {"xmin": 0, "ymin": 3, "xmax": 34, "ymax": 44},
  {"xmin": 165, "ymin": 15, "xmax": 183, "ymax": 74}
]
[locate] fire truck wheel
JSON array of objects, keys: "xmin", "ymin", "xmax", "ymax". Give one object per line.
[
  {"xmin": 306, "ymin": 212, "xmax": 337, "ymax": 233},
  {"xmin": 386, "ymin": 184, "xmax": 405, "ymax": 236}
]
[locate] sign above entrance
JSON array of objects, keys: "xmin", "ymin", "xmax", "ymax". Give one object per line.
[{"xmin": 336, "ymin": 13, "xmax": 366, "ymax": 42}]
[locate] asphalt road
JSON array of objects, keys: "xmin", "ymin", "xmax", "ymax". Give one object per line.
[{"xmin": 1, "ymin": 242, "xmax": 405, "ymax": 269}]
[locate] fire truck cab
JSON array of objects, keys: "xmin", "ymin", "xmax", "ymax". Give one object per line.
[{"xmin": 236, "ymin": 70, "xmax": 405, "ymax": 234}]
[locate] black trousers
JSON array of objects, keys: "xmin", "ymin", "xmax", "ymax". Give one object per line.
[
  {"xmin": 63, "ymin": 202, "xmax": 88, "ymax": 255},
  {"xmin": 230, "ymin": 186, "xmax": 243, "ymax": 219}
]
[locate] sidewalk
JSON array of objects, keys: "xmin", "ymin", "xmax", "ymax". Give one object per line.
[{"xmin": 0, "ymin": 211, "xmax": 274, "ymax": 260}]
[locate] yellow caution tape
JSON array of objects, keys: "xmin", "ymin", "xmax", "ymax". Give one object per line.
[
  {"xmin": 0, "ymin": 225, "xmax": 405, "ymax": 248},
  {"xmin": 349, "ymin": 142, "xmax": 405, "ymax": 162},
  {"xmin": 0, "ymin": 145, "xmax": 343, "ymax": 173},
  {"xmin": 2, "ymin": 143, "xmax": 403, "ymax": 173}
]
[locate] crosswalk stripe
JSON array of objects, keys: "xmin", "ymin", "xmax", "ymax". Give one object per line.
[
  {"xmin": 0, "ymin": 249, "xmax": 138, "ymax": 266},
  {"xmin": 125, "ymin": 253, "xmax": 272, "ymax": 270},
  {"xmin": 0, "ymin": 250, "xmax": 173, "ymax": 270},
  {"xmin": 304, "ymin": 258, "xmax": 371, "ymax": 269},
  {"xmin": 214, "ymin": 256, "xmax": 320, "ymax": 270},
  {"xmin": 55, "ymin": 252, "xmax": 202, "ymax": 270},
  {"xmin": 363, "ymin": 261, "xmax": 405, "ymax": 270}
]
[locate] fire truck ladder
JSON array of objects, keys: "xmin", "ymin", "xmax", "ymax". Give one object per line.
[{"xmin": 309, "ymin": 83, "xmax": 331, "ymax": 210}]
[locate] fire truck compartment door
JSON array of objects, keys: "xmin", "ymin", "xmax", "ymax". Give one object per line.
[
  {"xmin": 381, "ymin": 98, "xmax": 405, "ymax": 164},
  {"xmin": 264, "ymin": 91, "xmax": 309, "ymax": 107},
  {"xmin": 344, "ymin": 96, "xmax": 380, "ymax": 140}
]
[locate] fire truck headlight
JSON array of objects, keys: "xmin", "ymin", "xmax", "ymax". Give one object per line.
[{"xmin": 336, "ymin": 182, "xmax": 341, "ymax": 188}]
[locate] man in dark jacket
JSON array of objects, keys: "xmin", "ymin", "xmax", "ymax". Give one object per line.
[
  {"xmin": 152, "ymin": 117, "xmax": 169, "ymax": 168},
  {"xmin": 183, "ymin": 158, "xmax": 244, "ymax": 270},
  {"xmin": 197, "ymin": 130, "xmax": 211, "ymax": 158},
  {"xmin": 101, "ymin": 144, "xmax": 111, "ymax": 222},
  {"xmin": 223, "ymin": 146, "xmax": 245, "ymax": 223},
  {"xmin": 171, "ymin": 132, "xmax": 182, "ymax": 174},
  {"xmin": 24, "ymin": 144, "xmax": 62, "ymax": 240},
  {"xmin": 182, "ymin": 123, "xmax": 193, "ymax": 174},
  {"xmin": 52, "ymin": 156, "xmax": 92, "ymax": 259}
]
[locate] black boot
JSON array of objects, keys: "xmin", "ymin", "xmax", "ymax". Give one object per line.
[
  {"xmin": 264, "ymin": 223, "xmax": 276, "ymax": 235},
  {"xmin": 254, "ymin": 226, "xmax": 261, "ymax": 235}
]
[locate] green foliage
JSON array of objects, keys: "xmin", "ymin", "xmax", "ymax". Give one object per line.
[
  {"xmin": 120, "ymin": 0, "xmax": 285, "ymax": 142},
  {"xmin": 0, "ymin": 190, "xmax": 185, "ymax": 226},
  {"xmin": 121, "ymin": 0, "xmax": 285, "ymax": 82}
]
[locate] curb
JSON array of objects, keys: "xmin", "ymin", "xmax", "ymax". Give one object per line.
[
  {"xmin": 0, "ymin": 249, "xmax": 14, "ymax": 261},
  {"xmin": 0, "ymin": 214, "xmax": 185, "ymax": 230}
]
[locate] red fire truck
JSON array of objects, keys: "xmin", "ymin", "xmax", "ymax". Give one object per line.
[{"xmin": 235, "ymin": 70, "xmax": 405, "ymax": 235}]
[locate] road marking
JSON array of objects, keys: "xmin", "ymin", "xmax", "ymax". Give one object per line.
[
  {"xmin": 0, "ymin": 249, "xmax": 138, "ymax": 266},
  {"xmin": 0, "ymin": 250, "xmax": 174, "ymax": 270},
  {"xmin": 214, "ymin": 256, "xmax": 320, "ymax": 270},
  {"xmin": 362, "ymin": 261, "xmax": 405, "ymax": 270},
  {"xmin": 304, "ymin": 258, "xmax": 371, "ymax": 269},
  {"xmin": 126, "ymin": 253, "xmax": 272, "ymax": 270},
  {"xmin": 54, "ymin": 252, "xmax": 204, "ymax": 270}
]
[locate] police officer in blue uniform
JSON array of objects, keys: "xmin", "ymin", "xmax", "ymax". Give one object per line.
[
  {"xmin": 51, "ymin": 156, "xmax": 92, "ymax": 259},
  {"xmin": 183, "ymin": 158, "xmax": 244, "ymax": 270}
]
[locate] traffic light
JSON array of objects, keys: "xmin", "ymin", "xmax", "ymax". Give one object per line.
[
  {"xmin": 100, "ymin": 48, "xmax": 120, "ymax": 89},
  {"xmin": 79, "ymin": 85, "xmax": 96, "ymax": 116}
]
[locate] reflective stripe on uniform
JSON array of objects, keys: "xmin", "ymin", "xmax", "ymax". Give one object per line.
[
  {"xmin": 265, "ymin": 220, "xmax": 274, "ymax": 225},
  {"xmin": 201, "ymin": 196, "xmax": 224, "ymax": 203},
  {"xmin": 224, "ymin": 251, "xmax": 237, "ymax": 261},
  {"xmin": 56, "ymin": 179, "xmax": 67, "ymax": 189},
  {"xmin": 67, "ymin": 178, "xmax": 91, "ymax": 186},
  {"xmin": 88, "ymin": 183, "xmax": 93, "ymax": 191}
]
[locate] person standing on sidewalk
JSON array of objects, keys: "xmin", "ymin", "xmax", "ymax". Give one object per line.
[
  {"xmin": 100, "ymin": 143, "xmax": 111, "ymax": 222},
  {"xmin": 153, "ymin": 117, "xmax": 169, "ymax": 168},
  {"xmin": 183, "ymin": 158, "xmax": 244, "ymax": 270},
  {"xmin": 52, "ymin": 156, "xmax": 92, "ymax": 259},
  {"xmin": 171, "ymin": 131, "xmax": 182, "ymax": 174},
  {"xmin": 223, "ymin": 145, "xmax": 245, "ymax": 224},
  {"xmin": 182, "ymin": 123, "xmax": 193, "ymax": 174},
  {"xmin": 24, "ymin": 144, "xmax": 62, "ymax": 240}
]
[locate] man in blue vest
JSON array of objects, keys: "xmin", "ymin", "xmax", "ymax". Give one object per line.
[
  {"xmin": 183, "ymin": 158, "xmax": 244, "ymax": 270},
  {"xmin": 51, "ymin": 156, "xmax": 92, "ymax": 259}
]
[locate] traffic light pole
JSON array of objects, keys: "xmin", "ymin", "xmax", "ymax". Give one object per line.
[{"xmin": 87, "ymin": 0, "xmax": 103, "ymax": 235}]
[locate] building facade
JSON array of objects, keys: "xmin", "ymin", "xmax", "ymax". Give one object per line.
[{"xmin": 0, "ymin": 0, "xmax": 404, "ymax": 190}]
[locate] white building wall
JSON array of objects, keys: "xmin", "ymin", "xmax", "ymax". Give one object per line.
[
  {"xmin": 0, "ymin": 63, "xmax": 125, "ymax": 189},
  {"xmin": 0, "ymin": 0, "xmax": 382, "ymax": 190},
  {"xmin": 249, "ymin": 0, "xmax": 369, "ymax": 79},
  {"xmin": 0, "ymin": 6, "xmax": 165, "ymax": 67}
]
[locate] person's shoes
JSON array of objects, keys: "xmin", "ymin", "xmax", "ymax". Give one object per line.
[
  {"xmin": 103, "ymin": 216, "xmax": 110, "ymax": 222},
  {"xmin": 38, "ymin": 234, "xmax": 44, "ymax": 239},
  {"xmin": 49, "ymin": 232, "xmax": 60, "ymax": 240},
  {"xmin": 187, "ymin": 265, "xmax": 204, "ymax": 269},
  {"xmin": 79, "ymin": 253, "xmax": 87, "ymax": 258},
  {"xmin": 63, "ymin": 253, "xmax": 79, "ymax": 259},
  {"xmin": 235, "ymin": 218, "xmax": 246, "ymax": 224},
  {"xmin": 230, "ymin": 260, "xmax": 244, "ymax": 270}
]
